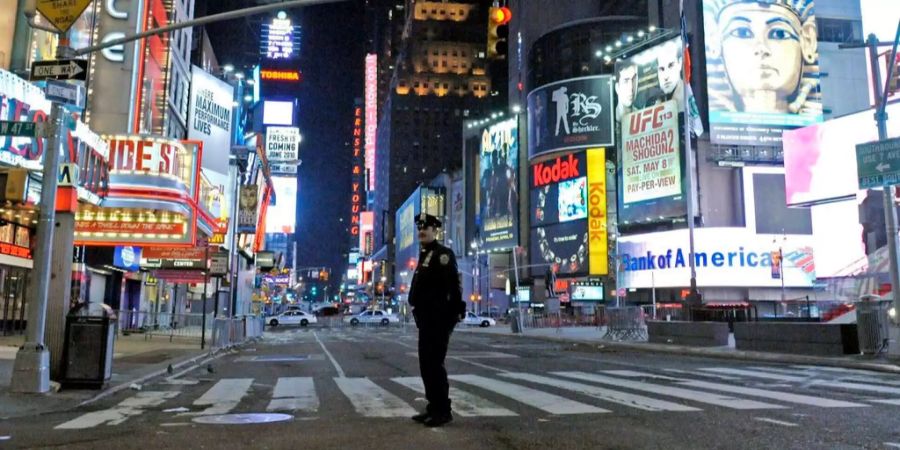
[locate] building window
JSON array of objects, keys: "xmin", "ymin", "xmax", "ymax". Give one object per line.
[{"xmin": 817, "ymin": 18, "xmax": 862, "ymax": 43}]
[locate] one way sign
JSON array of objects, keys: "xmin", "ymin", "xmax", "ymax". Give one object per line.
[{"xmin": 30, "ymin": 59, "xmax": 88, "ymax": 81}]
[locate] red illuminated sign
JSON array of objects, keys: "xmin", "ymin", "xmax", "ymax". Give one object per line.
[
  {"xmin": 0, "ymin": 243, "xmax": 31, "ymax": 260},
  {"xmin": 350, "ymin": 105, "xmax": 364, "ymax": 237},
  {"xmin": 532, "ymin": 154, "xmax": 581, "ymax": 188},
  {"xmin": 142, "ymin": 246, "xmax": 206, "ymax": 260},
  {"xmin": 260, "ymin": 69, "xmax": 302, "ymax": 82},
  {"xmin": 75, "ymin": 221, "xmax": 186, "ymax": 235}
]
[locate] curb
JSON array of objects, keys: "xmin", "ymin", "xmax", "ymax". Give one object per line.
[{"xmin": 479, "ymin": 329, "xmax": 900, "ymax": 375}]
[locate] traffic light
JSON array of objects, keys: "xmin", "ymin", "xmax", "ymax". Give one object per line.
[
  {"xmin": 0, "ymin": 168, "xmax": 29, "ymax": 203},
  {"xmin": 487, "ymin": 6, "xmax": 511, "ymax": 59}
]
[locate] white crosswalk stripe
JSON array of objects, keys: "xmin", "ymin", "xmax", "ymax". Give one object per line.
[
  {"xmin": 392, "ymin": 377, "xmax": 517, "ymax": 417},
  {"xmin": 56, "ymin": 391, "xmax": 180, "ymax": 429},
  {"xmin": 553, "ymin": 371, "xmax": 784, "ymax": 410},
  {"xmin": 606, "ymin": 369, "xmax": 867, "ymax": 408},
  {"xmin": 450, "ymin": 374, "xmax": 609, "ymax": 415},
  {"xmin": 334, "ymin": 377, "xmax": 418, "ymax": 417},
  {"xmin": 183, "ymin": 378, "xmax": 253, "ymax": 416},
  {"xmin": 700, "ymin": 368, "xmax": 809, "ymax": 382},
  {"xmin": 500, "ymin": 372, "xmax": 700, "ymax": 412},
  {"xmin": 267, "ymin": 377, "xmax": 319, "ymax": 412}
]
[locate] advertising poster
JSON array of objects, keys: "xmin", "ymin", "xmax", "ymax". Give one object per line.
[
  {"xmin": 702, "ymin": 0, "xmax": 823, "ymax": 145},
  {"xmin": 238, "ymin": 185, "xmax": 260, "ymax": 233},
  {"xmin": 617, "ymin": 228, "xmax": 816, "ymax": 288},
  {"xmin": 479, "ymin": 118, "xmax": 519, "ymax": 251},
  {"xmin": 188, "ymin": 66, "xmax": 234, "ymax": 176},
  {"xmin": 527, "ymin": 75, "xmax": 614, "ymax": 160},
  {"xmin": 586, "ymin": 148, "xmax": 608, "ymax": 276},
  {"xmin": 620, "ymin": 101, "xmax": 684, "ymax": 206},
  {"xmin": 265, "ymin": 126, "xmax": 301, "ymax": 163},
  {"xmin": 265, "ymin": 177, "xmax": 297, "ymax": 234},
  {"xmin": 530, "ymin": 152, "xmax": 589, "ymax": 275}
]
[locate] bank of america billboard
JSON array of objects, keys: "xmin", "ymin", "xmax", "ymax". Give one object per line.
[{"xmin": 527, "ymin": 75, "xmax": 614, "ymax": 160}]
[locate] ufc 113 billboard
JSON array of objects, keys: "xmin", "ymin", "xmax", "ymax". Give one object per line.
[
  {"xmin": 529, "ymin": 149, "xmax": 608, "ymax": 276},
  {"xmin": 702, "ymin": 0, "xmax": 823, "ymax": 145},
  {"xmin": 526, "ymin": 75, "xmax": 614, "ymax": 160},
  {"xmin": 618, "ymin": 100, "xmax": 686, "ymax": 226},
  {"xmin": 479, "ymin": 118, "xmax": 519, "ymax": 251}
]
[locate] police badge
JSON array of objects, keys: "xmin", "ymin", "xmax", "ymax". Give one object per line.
[{"xmin": 440, "ymin": 254, "xmax": 450, "ymax": 265}]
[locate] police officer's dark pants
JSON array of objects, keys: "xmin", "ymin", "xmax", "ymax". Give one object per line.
[{"xmin": 418, "ymin": 321, "xmax": 454, "ymax": 414}]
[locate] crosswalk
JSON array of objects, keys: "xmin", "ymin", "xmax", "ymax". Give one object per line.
[{"xmin": 54, "ymin": 365, "xmax": 900, "ymax": 429}]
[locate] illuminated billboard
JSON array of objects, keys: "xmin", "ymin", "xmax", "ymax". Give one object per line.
[
  {"xmin": 265, "ymin": 126, "xmax": 300, "ymax": 162},
  {"xmin": 349, "ymin": 104, "xmax": 364, "ymax": 242},
  {"xmin": 526, "ymin": 75, "xmax": 614, "ymax": 160},
  {"xmin": 188, "ymin": 66, "xmax": 234, "ymax": 176},
  {"xmin": 529, "ymin": 149, "xmax": 607, "ymax": 276},
  {"xmin": 702, "ymin": 0, "xmax": 823, "ymax": 146},
  {"xmin": 478, "ymin": 118, "xmax": 519, "ymax": 251},
  {"xmin": 365, "ymin": 54, "xmax": 377, "ymax": 190},
  {"xmin": 261, "ymin": 12, "xmax": 301, "ymax": 60},
  {"xmin": 265, "ymin": 177, "xmax": 297, "ymax": 234},
  {"xmin": 783, "ymin": 102, "xmax": 900, "ymax": 207},
  {"xmin": 263, "ymin": 100, "xmax": 295, "ymax": 126}
]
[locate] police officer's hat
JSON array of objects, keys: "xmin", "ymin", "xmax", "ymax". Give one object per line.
[{"xmin": 415, "ymin": 212, "xmax": 442, "ymax": 229}]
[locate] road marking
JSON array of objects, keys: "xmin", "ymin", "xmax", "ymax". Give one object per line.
[
  {"xmin": 405, "ymin": 351, "xmax": 518, "ymax": 359},
  {"xmin": 554, "ymin": 372, "xmax": 783, "ymax": 410},
  {"xmin": 56, "ymin": 391, "xmax": 179, "ymax": 429},
  {"xmin": 700, "ymin": 367, "xmax": 808, "ymax": 382},
  {"xmin": 792, "ymin": 365, "xmax": 882, "ymax": 376},
  {"xmin": 809, "ymin": 379, "xmax": 900, "ymax": 396},
  {"xmin": 449, "ymin": 374, "xmax": 608, "ymax": 415},
  {"xmin": 334, "ymin": 378, "xmax": 417, "ymax": 417},
  {"xmin": 752, "ymin": 366, "xmax": 900, "ymax": 387},
  {"xmin": 314, "ymin": 331, "xmax": 346, "ymax": 378},
  {"xmin": 885, "ymin": 442, "xmax": 900, "ymax": 448},
  {"xmin": 267, "ymin": 377, "xmax": 319, "ymax": 413},
  {"xmin": 184, "ymin": 378, "xmax": 253, "ymax": 416},
  {"xmin": 501, "ymin": 372, "xmax": 699, "ymax": 412},
  {"xmin": 392, "ymin": 377, "xmax": 517, "ymax": 417},
  {"xmin": 662, "ymin": 368, "xmax": 741, "ymax": 381},
  {"xmin": 870, "ymin": 399, "xmax": 900, "ymax": 405},
  {"xmin": 677, "ymin": 379, "xmax": 867, "ymax": 408},
  {"xmin": 754, "ymin": 417, "xmax": 798, "ymax": 427},
  {"xmin": 601, "ymin": 370, "xmax": 682, "ymax": 381}
]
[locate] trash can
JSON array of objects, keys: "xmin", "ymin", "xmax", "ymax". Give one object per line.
[
  {"xmin": 61, "ymin": 303, "xmax": 117, "ymax": 389},
  {"xmin": 857, "ymin": 296, "xmax": 891, "ymax": 355},
  {"xmin": 510, "ymin": 309, "xmax": 520, "ymax": 333}
]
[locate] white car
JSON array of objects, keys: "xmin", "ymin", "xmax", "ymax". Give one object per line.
[
  {"xmin": 345, "ymin": 310, "xmax": 399, "ymax": 326},
  {"xmin": 268, "ymin": 310, "xmax": 317, "ymax": 327},
  {"xmin": 462, "ymin": 312, "xmax": 496, "ymax": 328}
]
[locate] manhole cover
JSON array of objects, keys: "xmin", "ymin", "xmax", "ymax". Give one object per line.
[{"xmin": 192, "ymin": 413, "xmax": 293, "ymax": 425}]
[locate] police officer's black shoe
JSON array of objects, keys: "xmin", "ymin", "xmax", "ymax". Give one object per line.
[
  {"xmin": 411, "ymin": 411, "xmax": 430, "ymax": 423},
  {"xmin": 423, "ymin": 412, "xmax": 453, "ymax": 427}
]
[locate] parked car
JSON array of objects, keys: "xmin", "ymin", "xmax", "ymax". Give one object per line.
[
  {"xmin": 344, "ymin": 310, "xmax": 399, "ymax": 326},
  {"xmin": 314, "ymin": 305, "xmax": 341, "ymax": 316},
  {"xmin": 268, "ymin": 310, "xmax": 317, "ymax": 327},
  {"xmin": 462, "ymin": 312, "xmax": 496, "ymax": 328}
]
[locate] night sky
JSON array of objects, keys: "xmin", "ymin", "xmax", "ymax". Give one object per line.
[{"xmin": 203, "ymin": 0, "xmax": 365, "ymax": 288}]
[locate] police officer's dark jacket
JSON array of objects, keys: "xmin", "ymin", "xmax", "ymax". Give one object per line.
[{"xmin": 408, "ymin": 240, "xmax": 464, "ymax": 324}]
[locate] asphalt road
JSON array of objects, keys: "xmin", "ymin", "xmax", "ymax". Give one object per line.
[{"xmin": 4, "ymin": 324, "xmax": 900, "ymax": 449}]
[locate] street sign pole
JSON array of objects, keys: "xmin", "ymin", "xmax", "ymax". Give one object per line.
[
  {"xmin": 868, "ymin": 29, "xmax": 900, "ymax": 319},
  {"xmin": 9, "ymin": 103, "xmax": 64, "ymax": 394}
]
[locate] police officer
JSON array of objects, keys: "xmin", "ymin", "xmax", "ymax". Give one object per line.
[{"xmin": 408, "ymin": 213, "xmax": 464, "ymax": 427}]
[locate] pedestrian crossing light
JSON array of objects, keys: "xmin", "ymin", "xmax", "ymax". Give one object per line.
[{"xmin": 487, "ymin": 6, "xmax": 511, "ymax": 59}]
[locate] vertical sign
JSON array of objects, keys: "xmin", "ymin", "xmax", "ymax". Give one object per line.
[
  {"xmin": 349, "ymin": 103, "xmax": 365, "ymax": 243},
  {"xmin": 586, "ymin": 148, "xmax": 608, "ymax": 275},
  {"xmin": 238, "ymin": 185, "xmax": 260, "ymax": 233},
  {"xmin": 365, "ymin": 54, "xmax": 377, "ymax": 190}
]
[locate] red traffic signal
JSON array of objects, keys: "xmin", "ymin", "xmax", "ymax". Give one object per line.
[{"xmin": 490, "ymin": 6, "xmax": 512, "ymax": 25}]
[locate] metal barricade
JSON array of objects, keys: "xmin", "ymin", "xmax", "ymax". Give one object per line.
[
  {"xmin": 602, "ymin": 306, "xmax": 647, "ymax": 341},
  {"xmin": 121, "ymin": 310, "xmax": 213, "ymax": 343}
]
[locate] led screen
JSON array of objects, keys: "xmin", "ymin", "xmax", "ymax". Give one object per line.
[
  {"xmin": 557, "ymin": 176, "xmax": 587, "ymax": 223},
  {"xmin": 263, "ymin": 100, "xmax": 294, "ymax": 126}
]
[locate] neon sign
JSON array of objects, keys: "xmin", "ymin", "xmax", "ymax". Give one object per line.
[{"xmin": 262, "ymin": 13, "xmax": 300, "ymax": 60}]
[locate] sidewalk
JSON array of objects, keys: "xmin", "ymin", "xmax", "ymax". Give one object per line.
[
  {"xmin": 461, "ymin": 325, "xmax": 900, "ymax": 374},
  {"xmin": 0, "ymin": 333, "xmax": 217, "ymax": 419}
]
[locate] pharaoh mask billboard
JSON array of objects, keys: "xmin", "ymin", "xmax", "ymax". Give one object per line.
[
  {"xmin": 479, "ymin": 118, "xmax": 519, "ymax": 251},
  {"xmin": 703, "ymin": 0, "xmax": 823, "ymax": 146}
]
